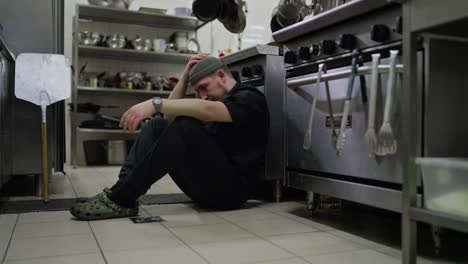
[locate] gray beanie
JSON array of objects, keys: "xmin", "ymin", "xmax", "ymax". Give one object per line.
[{"xmin": 189, "ymin": 56, "xmax": 225, "ymax": 86}]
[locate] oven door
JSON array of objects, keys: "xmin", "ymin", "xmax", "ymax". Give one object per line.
[{"xmin": 286, "ymin": 57, "xmax": 408, "ymax": 184}]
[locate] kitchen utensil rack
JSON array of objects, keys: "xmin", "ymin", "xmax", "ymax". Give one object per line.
[{"xmin": 286, "ymin": 64, "xmax": 404, "ymax": 88}]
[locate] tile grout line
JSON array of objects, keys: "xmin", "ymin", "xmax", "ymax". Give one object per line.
[
  {"xmin": 323, "ymin": 228, "xmax": 388, "ymax": 250},
  {"xmin": 326, "ymin": 232, "xmax": 381, "ymax": 249},
  {"xmin": 260, "ymin": 205, "xmax": 336, "ymax": 232},
  {"xmin": 2, "ymin": 252, "xmax": 102, "ymax": 263},
  {"xmin": 7, "ymin": 229, "xmax": 95, "ymax": 240},
  {"xmin": 66, "ymin": 170, "xmax": 80, "ymax": 199},
  {"xmin": 14, "ymin": 217, "xmax": 80, "ymax": 225},
  {"xmin": 261, "ymin": 206, "xmax": 391, "ymax": 249},
  {"xmin": 64, "ymin": 170, "xmax": 80, "ymax": 199},
  {"xmin": 243, "ymin": 256, "xmax": 308, "ymax": 264},
  {"xmin": 142, "ymin": 213, "xmax": 227, "ymax": 230},
  {"xmin": 300, "ymin": 247, "xmax": 375, "ymax": 259},
  {"xmin": 219, "ymin": 206, "xmax": 385, "ymax": 262},
  {"xmin": 1, "ymin": 214, "xmax": 19, "ymax": 264},
  {"xmin": 87, "ymin": 221, "xmax": 109, "ymax": 264},
  {"xmin": 144, "ymin": 204, "xmax": 337, "ymax": 262},
  {"xmin": 372, "ymin": 246, "xmax": 403, "ymax": 260},
  {"xmin": 140, "ymin": 207, "xmax": 212, "ymax": 264},
  {"xmin": 67, "ymin": 166, "xmax": 113, "ymax": 264},
  {"xmin": 260, "ymin": 207, "xmax": 387, "ymax": 259},
  {"xmin": 214, "ymin": 206, "xmax": 325, "ymax": 234},
  {"xmin": 211, "ymin": 208, "xmax": 315, "ymax": 264}
]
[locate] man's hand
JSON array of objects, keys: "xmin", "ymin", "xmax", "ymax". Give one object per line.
[
  {"xmin": 167, "ymin": 53, "xmax": 208, "ymax": 112},
  {"xmin": 183, "ymin": 53, "xmax": 208, "ymax": 78},
  {"xmin": 119, "ymin": 99, "xmax": 155, "ymax": 132}
]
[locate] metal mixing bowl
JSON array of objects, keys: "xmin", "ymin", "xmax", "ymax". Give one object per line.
[
  {"xmin": 88, "ymin": 0, "xmax": 134, "ymax": 9},
  {"xmin": 131, "ymin": 37, "xmax": 152, "ymax": 51},
  {"xmin": 106, "ymin": 34, "xmax": 126, "ymax": 49},
  {"xmin": 77, "ymin": 31, "xmax": 102, "ymax": 46},
  {"xmin": 88, "ymin": 0, "xmax": 111, "ymax": 7}
]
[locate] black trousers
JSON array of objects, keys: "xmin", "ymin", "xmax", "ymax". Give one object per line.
[{"xmin": 109, "ymin": 116, "xmax": 249, "ymax": 210}]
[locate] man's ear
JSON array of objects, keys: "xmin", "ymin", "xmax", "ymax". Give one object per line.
[
  {"xmin": 216, "ymin": 70, "xmax": 227, "ymax": 86},
  {"xmin": 217, "ymin": 69, "xmax": 226, "ymax": 79}
]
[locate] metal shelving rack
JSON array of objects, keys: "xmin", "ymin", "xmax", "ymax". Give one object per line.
[
  {"xmin": 77, "ymin": 86, "xmax": 172, "ymax": 96},
  {"xmin": 78, "ymin": 45, "xmax": 193, "ymax": 63},
  {"xmin": 78, "ymin": 4, "xmax": 205, "ymax": 30},
  {"xmin": 71, "ymin": 4, "xmax": 204, "ymax": 166},
  {"xmin": 402, "ymin": 1, "xmax": 468, "ymax": 263},
  {"xmin": 78, "ymin": 128, "xmax": 140, "ymax": 135}
]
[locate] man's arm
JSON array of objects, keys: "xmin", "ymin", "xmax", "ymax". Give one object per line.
[
  {"xmin": 164, "ymin": 53, "xmax": 207, "ymax": 121},
  {"xmin": 164, "ymin": 74, "xmax": 189, "ymax": 122},
  {"xmin": 162, "ymin": 99, "xmax": 232, "ymax": 123},
  {"xmin": 119, "ymin": 98, "xmax": 232, "ymax": 132},
  {"xmin": 167, "ymin": 73, "xmax": 189, "ymax": 100}
]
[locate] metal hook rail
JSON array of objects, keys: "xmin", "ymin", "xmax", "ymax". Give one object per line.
[{"xmin": 287, "ymin": 64, "xmax": 404, "ymax": 88}]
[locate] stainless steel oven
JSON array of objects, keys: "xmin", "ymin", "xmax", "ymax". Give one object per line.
[{"xmin": 273, "ymin": 0, "xmax": 422, "ymax": 212}]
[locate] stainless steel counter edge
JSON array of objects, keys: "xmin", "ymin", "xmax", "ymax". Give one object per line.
[
  {"xmin": 0, "ymin": 35, "xmax": 15, "ymax": 61},
  {"xmin": 272, "ymin": 0, "xmax": 396, "ymax": 43},
  {"xmin": 221, "ymin": 45, "xmax": 280, "ymax": 65}
]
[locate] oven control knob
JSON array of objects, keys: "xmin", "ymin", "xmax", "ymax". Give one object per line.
[
  {"xmin": 371, "ymin": 24, "xmax": 390, "ymax": 42},
  {"xmin": 241, "ymin": 66, "xmax": 252, "ymax": 77},
  {"xmin": 311, "ymin": 43, "xmax": 321, "ymax": 56},
  {"xmin": 252, "ymin": 64, "xmax": 264, "ymax": 76},
  {"xmin": 321, "ymin": 40, "xmax": 337, "ymax": 55},
  {"xmin": 298, "ymin": 46, "xmax": 312, "ymax": 61},
  {"xmin": 338, "ymin": 34, "xmax": 357, "ymax": 50},
  {"xmin": 284, "ymin": 50, "xmax": 298, "ymax": 64}
]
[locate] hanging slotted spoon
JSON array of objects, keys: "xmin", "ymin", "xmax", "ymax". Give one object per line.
[
  {"xmin": 364, "ymin": 53, "xmax": 381, "ymax": 156},
  {"xmin": 376, "ymin": 50, "xmax": 399, "ymax": 156}
]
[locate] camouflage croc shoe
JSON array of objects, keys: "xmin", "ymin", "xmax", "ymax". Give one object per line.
[
  {"xmin": 76, "ymin": 187, "xmax": 111, "ymax": 204},
  {"xmin": 70, "ymin": 193, "xmax": 138, "ymax": 221}
]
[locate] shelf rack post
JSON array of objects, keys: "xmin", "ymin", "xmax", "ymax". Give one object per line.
[{"xmin": 401, "ymin": 2, "xmax": 419, "ymax": 263}]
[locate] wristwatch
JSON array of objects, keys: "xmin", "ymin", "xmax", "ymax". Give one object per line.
[{"xmin": 152, "ymin": 97, "xmax": 163, "ymax": 114}]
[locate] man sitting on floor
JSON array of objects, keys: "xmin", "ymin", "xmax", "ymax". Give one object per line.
[{"xmin": 70, "ymin": 55, "xmax": 270, "ymax": 220}]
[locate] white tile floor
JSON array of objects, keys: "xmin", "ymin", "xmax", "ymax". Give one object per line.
[{"xmin": 0, "ymin": 166, "xmax": 461, "ymax": 264}]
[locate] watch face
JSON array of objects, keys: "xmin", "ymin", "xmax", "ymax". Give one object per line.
[
  {"xmin": 153, "ymin": 97, "xmax": 162, "ymax": 113},
  {"xmin": 153, "ymin": 97, "xmax": 162, "ymax": 105}
]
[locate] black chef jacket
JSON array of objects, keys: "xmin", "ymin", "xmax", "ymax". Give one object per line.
[{"xmin": 205, "ymin": 83, "xmax": 270, "ymax": 185}]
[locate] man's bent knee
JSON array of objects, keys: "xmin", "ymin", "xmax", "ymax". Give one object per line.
[{"xmin": 142, "ymin": 116, "xmax": 167, "ymax": 132}]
